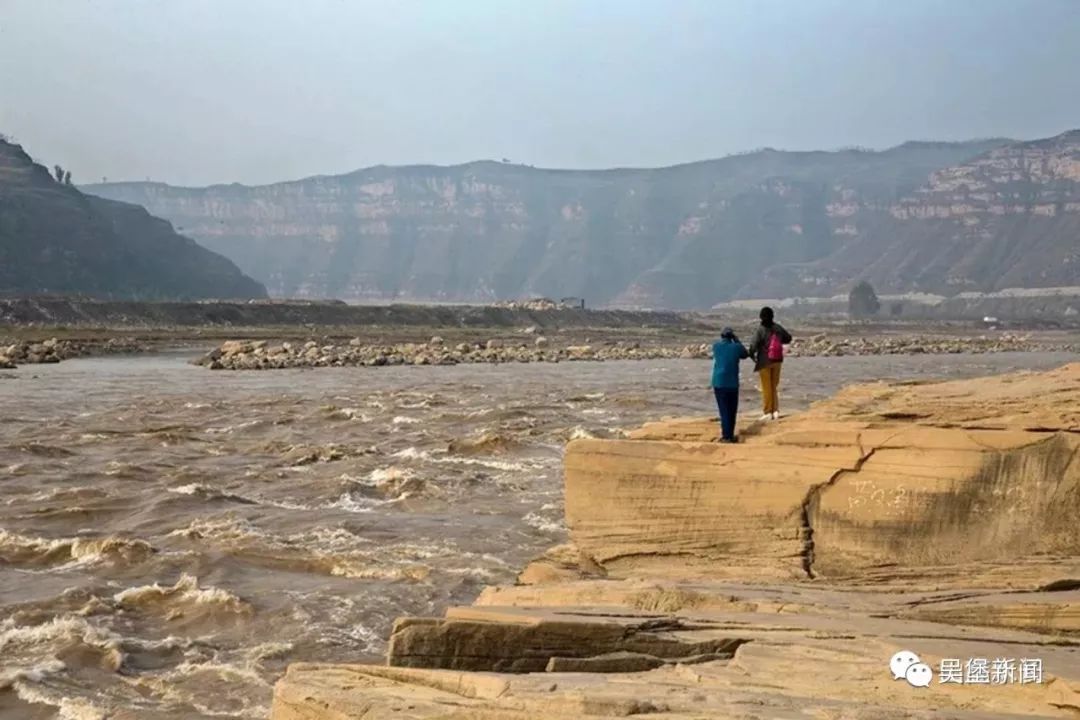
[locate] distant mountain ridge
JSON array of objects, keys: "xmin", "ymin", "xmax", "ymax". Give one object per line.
[
  {"xmin": 84, "ymin": 133, "xmax": 1080, "ymax": 308},
  {"xmin": 0, "ymin": 140, "xmax": 266, "ymax": 300}
]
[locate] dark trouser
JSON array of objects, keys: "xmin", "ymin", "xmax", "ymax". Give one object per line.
[{"xmin": 713, "ymin": 387, "xmax": 739, "ymax": 440}]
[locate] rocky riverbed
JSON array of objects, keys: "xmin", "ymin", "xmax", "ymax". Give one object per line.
[{"xmin": 195, "ymin": 332, "xmax": 1072, "ymax": 370}]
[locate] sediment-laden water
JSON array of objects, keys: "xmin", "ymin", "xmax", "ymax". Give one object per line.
[{"xmin": 1, "ymin": 350, "xmax": 1075, "ymax": 719}]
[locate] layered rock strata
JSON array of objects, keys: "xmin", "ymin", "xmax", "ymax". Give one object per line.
[{"xmin": 271, "ymin": 363, "xmax": 1080, "ymax": 719}]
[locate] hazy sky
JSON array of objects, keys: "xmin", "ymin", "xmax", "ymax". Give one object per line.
[{"xmin": 2, "ymin": 0, "xmax": 1078, "ymax": 186}]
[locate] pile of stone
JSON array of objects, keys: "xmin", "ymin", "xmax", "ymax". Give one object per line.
[
  {"xmin": 0, "ymin": 337, "xmax": 145, "ymax": 369},
  {"xmin": 786, "ymin": 333, "xmax": 1042, "ymax": 357},
  {"xmin": 196, "ymin": 337, "xmax": 697, "ymax": 370},
  {"xmin": 195, "ymin": 333, "xmax": 1068, "ymax": 371},
  {"xmin": 492, "ymin": 298, "xmax": 561, "ymax": 311}
]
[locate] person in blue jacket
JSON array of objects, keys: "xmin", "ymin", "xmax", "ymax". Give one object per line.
[{"xmin": 711, "ymin": 327, "xmax": 749, "ymax": 443}]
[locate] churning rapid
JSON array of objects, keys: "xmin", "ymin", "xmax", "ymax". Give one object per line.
[{"xmin": 1, "ymin": 350, "xmax": 1075, "ymax": 719}]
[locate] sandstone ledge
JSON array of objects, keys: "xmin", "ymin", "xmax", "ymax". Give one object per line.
[{"xmin": 271, "ymin": 363, "xmax": 1080, "ymax": 719}]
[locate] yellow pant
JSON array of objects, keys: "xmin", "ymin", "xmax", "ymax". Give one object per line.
[{"xmin": 758, "ymin": 363, "xmax": 782, "ymax": 414}]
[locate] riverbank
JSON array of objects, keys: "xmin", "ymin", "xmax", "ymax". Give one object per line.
[{"xmin": 272, "ymin": 363, "xmax": 1080, "ymax": 719}]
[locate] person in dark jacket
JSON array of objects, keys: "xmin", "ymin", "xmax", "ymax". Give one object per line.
[
  {"xmin": 710, "ymin": 327, "xmax": 749, "ymax": 443},
  {"xmin": 747, "ymin": 307, "xmax": 792, "ymax": 420}
]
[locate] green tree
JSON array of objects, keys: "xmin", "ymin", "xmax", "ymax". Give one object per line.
[
  {"xmin": 848, "ymin": 280, "xmax": 880, "ymax": 318},
  {"xmin": 53, "ymin": 164, "xmax": 64, "ymax": 182}
]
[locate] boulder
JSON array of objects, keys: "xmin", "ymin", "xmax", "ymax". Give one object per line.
[
  {"xmin": 220, "ymin": 340, "xmax": 250, "ymax": 356},
  {"xmin": 386, "ymin": 608, "xmax": 744, "ymax": 672}
]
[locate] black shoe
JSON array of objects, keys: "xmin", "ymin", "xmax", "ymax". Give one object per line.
[{"xmin": 720, "ymin": 436, "xmax": 739, "ymax": 444}]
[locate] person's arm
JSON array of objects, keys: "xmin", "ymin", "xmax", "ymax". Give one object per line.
[
  {"xmin": 748, "ymin": 327, "xmax": 763, "ymax": 360},
  {"xmin": 736, "ymin": 341, "xmax": 749, "ymax": 359},
  {"xmin": 777, "ymin": 324, "xmax": 793, "ymax": 344}
]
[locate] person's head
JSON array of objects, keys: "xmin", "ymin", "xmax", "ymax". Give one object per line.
[
  {"xmin": 720, "ymin": 327, "xmax": 735, "ymax": 341},
  {"xmin": 759, "ymin": 306, "xmax": 774, "ymax": 326}
]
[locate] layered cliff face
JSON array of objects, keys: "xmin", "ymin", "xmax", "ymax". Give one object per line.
[
  {"xmin": 745, "ymin": 131, "xmax": 1080, "ymax": 298},
  {"xmin": 0, "ymin": 140, "xmax": 266, "ymax": 300},
  {"xmin": 84, "ymin": 138, "xmax": 1026, "ymax": 307}
]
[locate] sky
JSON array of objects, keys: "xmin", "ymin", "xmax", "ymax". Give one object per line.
[{"xmin": 2, "ymin": 0, "xmax": 1079, "ymax": 186}]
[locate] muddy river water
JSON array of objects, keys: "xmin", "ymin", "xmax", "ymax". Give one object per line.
[{"xmin": 1, "ymin": 350, "xmax": 1075, "ymax": 719}]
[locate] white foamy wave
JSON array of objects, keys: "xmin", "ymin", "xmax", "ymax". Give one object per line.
[
  {"xmin": 327, "ymin": 493, "xmax": 381, "ymax": 513},
  {"xmin": 205, "ymin": 419, "xmax": 262, "ymax": 435},
  {"xmin": 391, "ymin": 446, "xmax": 533, "ymax": 472},
  {"xmin": 523, "ymin": 512, "xmax": 565, "ymax": 534},
  {"xmin": 396, "ymin": 398, "xmax": 432, "ymax": 409},
  {"xmin": 245, "ymin": 641, "xmax": 294, "ymax": 666},
  {"xmin": 437, "ymin": 455, "xmax": 532, "ymax": 472},
  {"xmin": 364, "ymin": 466, "xmax": 414, "ymax": 485},
  {"xmin": 0, "ymin": 659, "xmax": 65, "ymax": 689},
  {"xmin": 168, "ymin": 483, "xmax": 204, "ymax": 496},
  {"xmin": 569, "ymin": 426, "xmax": 597, "ymax": 440},
  {"xmin": 329, "ymin": 561, "xmax": 430, "ymax": 582},
  {"xmin": 164, "ymin": 659, "xmax": 268, "ymax": 686},
  {"xmin": 442, "ymin": 566, "xmax": 500, "ymax": 581},
  {"xmin": 256, "ymin": 497, "xmax": 314, "ymax": 510},
  {"xmin": 104, "ymin": 461, "xmax": 139, "ymax": 476},
  {"xmin": 113, "ymin": 574, "xmax": 250, "ymax": 614},
  {"xmin": 344, "ymin": 623, "xmax": 381, "ymax": 648},
  {"xmin": 0, "ymin": 530, "xmax": 155, "ymax": 568},
  {"xmin": 169, "ymin": 483, "xmax": 308, "ymax": 510},
  {"xmin": 0, "ymin": 615, "xmax": 124, "ymax": 670},
  {"xmin": 391, "ymin": 447, "xmax": 430, "ymax": 460},
  {"xmin": 325, "ymin": 406, "xmax": 369, "ymax": 421},
  {"xmin": 151, "ymin": 660, "xmax": 271, "ymax": 718},
  {"xmin": 391, "ymin": 415, "xmax": 421, "ymax": 425},
  {"xmin": 296, "ymin": 526, "xmax": 374, "ymax": 549},
  {"xmin": 12, "ymin": 684, "xmax": 107, "ymax": 720}
]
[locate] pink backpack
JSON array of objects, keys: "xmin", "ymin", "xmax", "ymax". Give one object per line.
[{"xmin": 766, "ymin": 331, "xmax": 784, "ymax": 362}]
